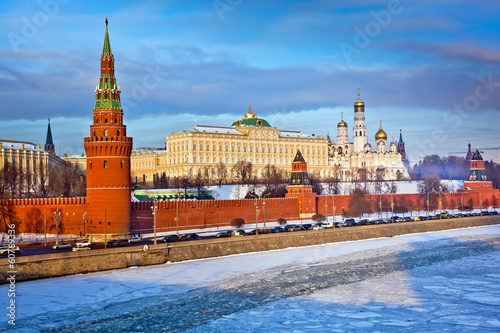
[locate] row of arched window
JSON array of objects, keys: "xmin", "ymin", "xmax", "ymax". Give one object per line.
[{"xmin": 89, "ymin": 160, "xmax": 125, "ymax": 169}]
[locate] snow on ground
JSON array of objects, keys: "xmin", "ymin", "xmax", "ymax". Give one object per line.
[
  {"xmin": 199, "ymin": 180, "xmax": 464, "ymax": 200},
  {"xmin": 2, "ymin": 224, "xmax": 500, "ymax": 332}
]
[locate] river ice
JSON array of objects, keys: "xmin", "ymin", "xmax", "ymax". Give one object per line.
[{"xmin": 2, "ymin": 225, "xmax": 500, "ymax": 332}]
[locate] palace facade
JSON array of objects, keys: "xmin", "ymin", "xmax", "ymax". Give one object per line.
[{"xmin": 131, "ymin": 91, "xmax": 409, "ymax": 184}]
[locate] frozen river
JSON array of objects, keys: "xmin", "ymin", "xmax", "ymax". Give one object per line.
[{"xmin": 3, "ymin": 225, "xmax": 500, "ymax": 332}]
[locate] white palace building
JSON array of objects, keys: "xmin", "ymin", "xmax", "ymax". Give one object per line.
[{"xmin": 130, "ymin": 91, "xmax": 410, "ymax": 184}]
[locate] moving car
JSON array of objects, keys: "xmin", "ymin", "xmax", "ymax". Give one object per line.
[
  {"xmin": 76, "ymin": 240, "xmax": 92, "ymax": 247},
  {"xmin": 179, "ymin": 233, "xmax": 199, "ymax": 241},
  {"xmin": 162, "ymin": 235, "xmax": 180, "ymax": 243},
  {"xmin": 107, "ymin": 239, "xmax": 129, "ymax": 247},
  {"xmin": 72, "ymin": 245, "xmax": 90, "ymax": 252},
  {"xmin": 215, "ymin": 230, "xmax": 232, "ymax": 238},
  {"xmin": 52, "ymin": 243, "xmax": 72, "ymax": 250},
  {"xmin": 128, "ymin": 236, "xmax": 141, "ymax": 243},
  {"xmin": 0, "ymin": 245, "xmax": 20, "ymax": 255}
]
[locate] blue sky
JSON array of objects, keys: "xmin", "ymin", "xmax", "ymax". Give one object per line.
[{"xmin": 1, "ymin": 0, "xmax": 499, "ymax": 164}]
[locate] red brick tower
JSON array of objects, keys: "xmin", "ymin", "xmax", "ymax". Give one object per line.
[
  {"xmin": 285, "ymin": 149, "xmax": 317, "ymax": 218},
  {"xmin": 464, "ymin": 146, "xmax": 493, "ymax": 191},
  {"xmin": 84, "ymin": 19, "xmax": 133, "ymax": 241}
]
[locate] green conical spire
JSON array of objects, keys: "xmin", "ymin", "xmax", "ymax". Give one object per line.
[
  {"xmin": 45, "ymin": 118, "xmax": 53, "ymax": 145},
  {"xmin": 102, "ymin": 18, "xmax": 113, "ymax": 59}
]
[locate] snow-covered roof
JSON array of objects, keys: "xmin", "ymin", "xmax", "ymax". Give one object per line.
[
  {"xmin": 0, "ymin": 140, "xmax": 43, "ymax": 152},
  {"xmin": 279, "ymin": 130, "xmax": 324, "ymax": 140},
  {"xmin": 171, "ymin": 125, "xmax": 245, "ymax": 136}
]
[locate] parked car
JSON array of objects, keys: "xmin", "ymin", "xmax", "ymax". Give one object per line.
[
  {"xmin": 490, "ymin": 211, "xmax": 499, "ymax": 215},
  {"xmin": 186, "ymin": 233, "xmax": 199, "ymax": 240},
  {"xmin": 418, "ymin": 216, "xmax": 429, "ymax": 221},
  {"xmin": 215, "ymin": 230, "xmax": 232, "ymax": 238},
  {"xmin": 52, "ymin": 243, "xmax": 72, "ymax": 250},
  {"xmin": 312, "ymin": 223, "xmax": 325, "ymax": 230},
  {"xmin": 232, "ymin": 229, "xmax": 246, "ymax": 236},
  {"xmin": 76, "ymin": 240, "xmax": 92, "ymax": 247},
  {"xmin": 334, "ymin": 222, "xmax": 346, "ymax": 228},
  {"xmin": 322, "ymin": 221, "xmax": 335, "ymax": 229},
  {"xmin": 403, "ymin": 217, "xmax": 413, "ymax": 222},
  {"xmin": 248, "ymin": 229, "xmax": 263, "ymax": 235},
  {"xmin": 162, "ymin": 235, "xmax": 180, "ymax": 243},
  {"xmin": 0, "ymin": 245, "xmax": 20, "ymax": 255},
  {"xmin": 285, "ymin": 224, "xmax": 301, "ymax": 232},
  {"xmin": 271, "ymin": 226, "xmax": 283, "ymax": 233},
  {"xmin": 128, "ymin": 236, "xmax": 141, "ymax": 243},
  {"xmin": 107, "ymin": 239, "xmax": 129, "ymax": 247},
  {"xmin": 301, "ymin": 224, "xmax": 313, "ymax": 230},
  {"xmin": 72, "ymin": 245, "xmax": 90, "ymax": 252},
  {"xmin": 345, "ymin": 219, "xmax": 358, "ymax": 226}
]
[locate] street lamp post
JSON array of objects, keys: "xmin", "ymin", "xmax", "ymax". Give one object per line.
[
  {"xmin": 263, "ymin": 193, "xmax": 271, "ymax": 231},
  {"xmin": 379, "ymin": 193, "xmax": 382, "ymax": 219},
  {"xmin": 391, "ymin": 194, "xmax": 394, "ymax": 220},
  {"xmin": 427, "ymin": 192, "xmax": 430, "ymax": 217},
  {"xmin": 254, "ymin": 200, "xmax": 259, "ymax": 236},
  {"xmin": 151, "ymin": 199, "xmax": 157, "ymax": 245},
  {"xmin": 54, "ymin": 198, "xmax": 62, "ymax": 245},
  {"xmin": 332, "ymin": 194, "xmax": 336, "ymax": 223},
  {"xmin": 466, "ymin": 187, "xmax": 482, "ymax": 215},
  {"xmin": 104, "ymin": 208, "xmax": 107, "ymax": 249},
  {"xmin": 175, "ymin": 199, "xmax": 180, "ymax": 236}
]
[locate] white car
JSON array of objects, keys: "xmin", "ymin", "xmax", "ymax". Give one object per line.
[
  {"xmin": 52, "ymin": 243, "xmax": 72, "ymax": 250},
  {"xmin": 312, "ymin": 223, "xmax": 325, "ymax": 230},
  {"xmin": 76, "ymin": 240, "xmax": 91, "ymax": 247},
  {"xmin": 128, "ymin": 236, "xmax": 141, "ymax": 243},
  {"xmin": 72, "ymin": 245, "xmax": 90, "ymax": 252},
  {"xmin": 0, "ymin": 245, "xmax": 20, "ymax": 255}
]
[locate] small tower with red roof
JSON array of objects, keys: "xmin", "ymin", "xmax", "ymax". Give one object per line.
[
  {"xmin": 286, "ymin": 149, "xmax": 317, "ymax": 218},
  {"xmin": 464, "ymin": 146, "xmax": 493, "ymax": 191}
]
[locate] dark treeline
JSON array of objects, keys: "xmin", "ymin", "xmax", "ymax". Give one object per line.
[
  {"xmin": 410, "ymin": 155, "xmax": 500, "ymax": 189},
  {"xmin": 410, "ymin": 155, "xmax": 469, "ymax": 180}
]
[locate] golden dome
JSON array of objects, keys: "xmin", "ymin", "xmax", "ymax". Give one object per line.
[
  {"xmin": 375, "ymin": 121, "xmax": 387, "ymax": 141},
  {"xmin": 354, "ymin": 88, "xmax": 365, "ymax": 110},
  {"xmin": 243, "ymin": 107, "xmax": 257, "ymax": 119},
  {"xmin": 337, "ymin": 112, "xmax": 347, "ymax": 127}
]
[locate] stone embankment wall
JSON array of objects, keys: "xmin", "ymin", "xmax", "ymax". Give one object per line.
[{"xmin": 1, "ymin": 215, "xmax": 499, "ymax": 283}]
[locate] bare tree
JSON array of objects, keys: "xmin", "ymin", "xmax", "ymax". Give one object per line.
[
  {"xmin": 491, "ymin": 195, "xmax": 499, "ymax": 210},
  {"xmin": 230, "ymin": 217, "xmax": 245, "ymax": 229},
  {"xmin": 347, "ymin": 186, "xmax": 373, "ymax": 218},
  {"xmin": 262, "ymin": 164, "xmax": 287, "ymax": 198},
  {"xmin": 48, "ymin": 161, "xmax": 86, "ymax": 198},
  {"xmin": 192, "ymin": 169, "xmax": 205, "ymax": 198},
  {"xmin": 24, "ymin": 207, "xmax": 44, "ymax": 234},
  {"xmin": 216, "ymin": 162, "xmax": 227, "ymax": 187}
]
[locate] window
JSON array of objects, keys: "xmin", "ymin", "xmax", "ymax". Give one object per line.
[
  {"xmin": 89, "ymin": 161, "xmax": 92, "ymax": 169},
  {"xmin": 105, "ymin": 118, "xmax": 108, "ymax": 124},
  {"xmin": 104, "ymin": 160, "xmax": 108, "ymax": 169},
  {"xmin": 117, "ymin": 130, "xmax": 120, "ymax": 136},
  {"xmin": 121, "ymin": 160, "xmax": 124, "ymax": 168},
  {"xmin": 104, "ymin": 129, "xmax": 108, "ymax": 137},
  {"xmin": 114, "ymin": 118, "xmax": 117, "ymax": 124}
]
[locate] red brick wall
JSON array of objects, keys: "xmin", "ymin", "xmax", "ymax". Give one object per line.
[
  {"xmin": 5, "ymin": 188, "xmax": 499, "ymax": 236},
  {"xmin": 130, "ymin": 197, "xmax": 300, "ymax": 234},
  {"xmin": 3, "ymin": 198, "xmax": 87, "ymax": 236}
]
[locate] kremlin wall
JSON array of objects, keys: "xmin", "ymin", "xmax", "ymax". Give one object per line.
[{"xmin": 2, "ymin": 21, "xmax": 499, "ymax": 241}]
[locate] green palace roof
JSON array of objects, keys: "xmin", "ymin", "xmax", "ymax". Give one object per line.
[
  {"xmin": 231, "ymin": 117, "xmax": 271, "ymax": 127},
  {"xmin": 231, "ymin": 108, "xmax": 272, "ymax": 127}
]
